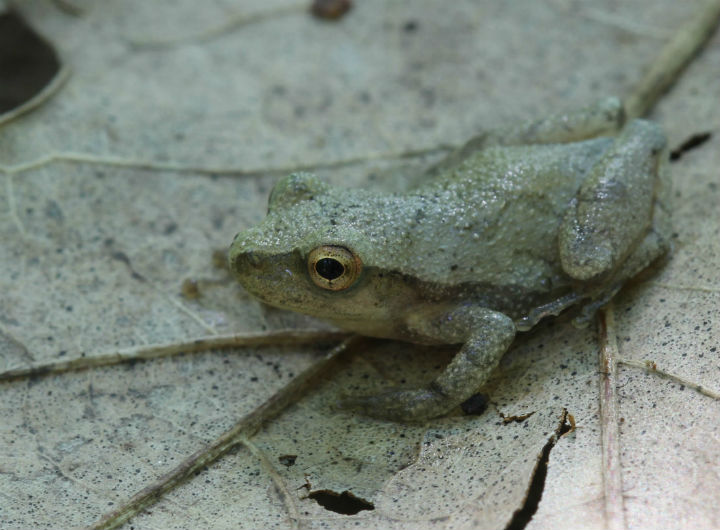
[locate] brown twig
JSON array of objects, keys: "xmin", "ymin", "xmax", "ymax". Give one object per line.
[
  {"xmin": 597, "ymin": 304, "xmax": 627, "ymax": 530},
  {"xmin": 625, "ymin": 0, "xmax": 720, "ymax": 119},
  {"xmin": 619, "ymin": 358, "xmax": 720, "ymax": 400}
]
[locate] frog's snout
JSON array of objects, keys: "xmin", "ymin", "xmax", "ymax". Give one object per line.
[
  {"xmin": 240, "ymin": 250, "xmax": 262, "ymax": 269},
  {"xmin": 229, "ymin": 228, "xmax": 264, "ymax": 271},
  {"xmin": 229, "ymin": 247, "xmax": 264, "ymax": 276}
]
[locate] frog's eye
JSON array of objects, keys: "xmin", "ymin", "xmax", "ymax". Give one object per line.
[{"xmin": 308, "ymin": 245, "xmax": 362, "ymax": 291}]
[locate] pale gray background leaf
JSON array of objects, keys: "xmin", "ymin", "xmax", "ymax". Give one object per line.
[{"xmin": 0, "ymin": 1, "xmax": 718, "ymax": 529}]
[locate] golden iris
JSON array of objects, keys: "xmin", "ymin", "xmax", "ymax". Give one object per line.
[{"xmin": 307, "ymin": 245, "xmax": 362, "ymax": 291}]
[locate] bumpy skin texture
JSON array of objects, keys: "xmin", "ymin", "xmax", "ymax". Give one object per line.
[{"xmin": 229, "ymin": 98, "xmax": 671, "ymax": 421}]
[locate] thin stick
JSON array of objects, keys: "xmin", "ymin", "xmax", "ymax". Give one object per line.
[
  {"xmin": 593, "ymin": 11, "xmax": 720, "ymax": 522},
  {"xmin": 241, "ymin": 437, "xmax": 301, "ymax": 527},
  {"xmin": 597, "ymin": 304, "xmax": 627, "ymax": 530},
  {"xmin": 0, "ymin": 145, "xmax": 451, "ymax": 177},
  {"xmin": 127, "ymin": 4, "xmax": 305, "ymax": 49},
  {"xmin": 87, "ymin": 336, "xmax": 359, "ymax": 530},
  {"xmin": 0, "ymin": 330, "xmax": 350, "ymax": 381},
  {"xmin": 625, "ymin": 0, "xmax": 720, "ymax": 119},
  {"xmin": 619, "ymin": 358, "xmax": 720, "ymax": 400}
]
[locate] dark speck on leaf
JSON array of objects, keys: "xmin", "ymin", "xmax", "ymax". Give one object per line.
[
  {"xmin": 111, "ymin": 251, "xmax": 131, "ymax": 266},
  {"xmin": 44, "ymin": 200, "xmax": 64, "ymax": 222},
  {"xmin": 278, "ymin": 454, "xmax": 297, "ymax": 467},
  {"xmin": 403, "ymin": 20, "xmax": 419, "ymax": 32}
]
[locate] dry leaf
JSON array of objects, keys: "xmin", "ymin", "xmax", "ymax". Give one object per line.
[{"xmin": 0, "ymin": 1, "xmax": 718, "ymax": 529}]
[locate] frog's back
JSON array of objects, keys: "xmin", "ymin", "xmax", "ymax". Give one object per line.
[
  {"xmin": 397, "ymin": 138, "xmax": 614, "ymax": 293},
  {"xmin": 425, "ymin": 137, "xmax": 612, "ymax": 195}
]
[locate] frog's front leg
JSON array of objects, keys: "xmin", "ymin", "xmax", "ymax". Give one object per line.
[{"xmin": 342, "ymin": 306, "xmax": 515, "ymax": 421}]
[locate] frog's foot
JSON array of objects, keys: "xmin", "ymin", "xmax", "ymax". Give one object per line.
[
  {"xmin": 342, "ymin": 306, "xmax": 517, "ymax": 422},
  {"xmin": 338, "ymin": 385, "xmax": 450, "ymax": 422}
]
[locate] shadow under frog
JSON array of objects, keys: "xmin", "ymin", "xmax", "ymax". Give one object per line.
[{"xmin": 229, "ymin": 98, "xmax": 671, "ymax": 421}]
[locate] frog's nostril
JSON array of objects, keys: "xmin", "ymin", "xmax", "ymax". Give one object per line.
[{"xmin": 243, "ymin": 251, "xmax": 263, "ymax": 269}]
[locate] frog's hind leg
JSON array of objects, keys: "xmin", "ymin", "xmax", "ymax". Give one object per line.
[
  {"xmin": 427, "ymin": 98, "xmax": 626, "ymax": 177},
  {"xmin": 559, "ymin": 119, "xmax": 668, "ymax": 283},
  {"xmin": 570, "ymin": 143, "xmax": 671, "ymax": 328},
  {"xmin": 572, "ymin": 224, "xmax": 670, "ymax": 327},
  {"xmin": 483, "ymin": 96, "xmax": 626, "ymax": 146}
]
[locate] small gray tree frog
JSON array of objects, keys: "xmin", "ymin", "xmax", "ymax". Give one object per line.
[{"xmin": 229, "ymin": 98, "xmax": 671, "ymax": 421}]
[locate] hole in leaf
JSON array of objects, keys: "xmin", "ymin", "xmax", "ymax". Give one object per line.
[
  {"xmin": 0, "ymin": 9, "xmax": 61, "ymax": 114},
  {"xmin": 308, "ymin": 489, "xmax": 374, "ymax": 515},
  {"xmin": 505, "ymin": 410, "xmax": 573, "ymax": 530},
  {"xmin": 669, "ymin": 131, "xmax": 712, "ymax": 161}
]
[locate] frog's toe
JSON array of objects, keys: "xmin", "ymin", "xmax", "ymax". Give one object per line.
[
  {"xmin": 559, "ymin": 229, "xmax": 615, "ymax": 281},
  {"xmin": 338, "ymin": 388, "xmax": 449, "ymax": 422},
  {"xmin": 572, "ymin": 282, "xmax": 624, "ymax": 328},
  {"xmin": 571, "ymin": 309, "xmax": 595, "ymax": 329}
]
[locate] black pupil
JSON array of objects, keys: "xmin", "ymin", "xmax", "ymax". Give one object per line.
[{"xmin": 315, "ymin": 258, "xmax": 344, "ymax": 280}]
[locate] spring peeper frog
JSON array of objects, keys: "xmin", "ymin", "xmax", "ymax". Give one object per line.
[{"xmin": 229, "ymin": 98, "xmax": 670, "ymax": 421}]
